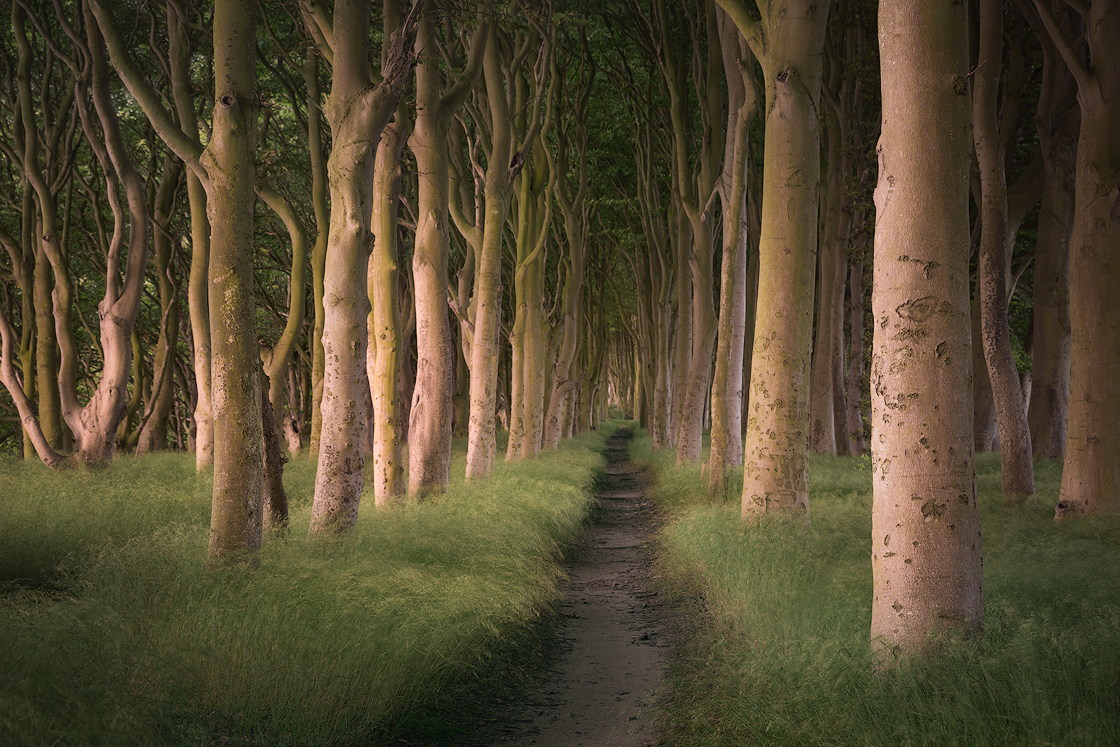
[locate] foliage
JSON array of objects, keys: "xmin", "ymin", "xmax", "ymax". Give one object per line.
[
  {"xmin": 0, "ymin": 426, "xmax": 612, "ymax": 745},
  {"xmin": 632, "ymin": 431, "xmax": 1120, "ymax": 747}
]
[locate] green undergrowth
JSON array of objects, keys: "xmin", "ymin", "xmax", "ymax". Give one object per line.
[
  {"xmin": 634, "ymin": 433, "xmax": 1120, "ymax": 747},
  {"xmin": 1, "ymin": 425, "xmax": 612, "ymax": 746}
]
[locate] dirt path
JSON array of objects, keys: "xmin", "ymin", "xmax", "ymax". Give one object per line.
[{"xmin": 420, "ymin": 427, "xmax": 672, "ymax": 746}]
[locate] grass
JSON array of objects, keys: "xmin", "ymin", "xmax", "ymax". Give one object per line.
[
  {"xmin": 1, "ymin": 425, "xmax": 614, "ymax": 746},
  {"xmin": 634, "ymin": 434, "xmax": 1120, "ymax": 747}
]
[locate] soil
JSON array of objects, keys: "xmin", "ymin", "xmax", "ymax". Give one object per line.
[{"xmin": 395, "ymin": 427, "xmax": 675, "ymax": 747}]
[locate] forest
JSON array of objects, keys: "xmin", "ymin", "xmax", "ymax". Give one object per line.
[{"xmin": 2, "ymin": 0, "xmax": 1119, "ymax": 744}]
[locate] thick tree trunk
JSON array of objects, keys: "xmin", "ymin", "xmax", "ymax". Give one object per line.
[
  {"xmin": 719, "ymin": 0, "xmax": 829, "ymax": 521},
  {"xmin": 871, "ymin": 0, "xmax": 982, "ymax": 659},
  {"xmin": 1037, "ymin": 0, "xmax": 1120, "ymax": 519},
  {"xmin": 309, "ymin": 0, "xmax": 418, "ymax": 531},
  {"xmin": 973, "ymin": 0, "xmax": 1034, "ymax": 504},
  {"xmin": 409, "ymin": 13, "xmax": 454, "ymax": 494},
  {"xmin": 203, "ymin": 0, "xmax": 263, "ymax": 562},
  {"xmin": 507, "ymin": 135, "xmax": 551, "ymax": 462}
]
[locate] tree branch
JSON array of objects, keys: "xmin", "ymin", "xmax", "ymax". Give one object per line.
[{"xmin": 88, "ymin": 0, "xmax": 206, "ymax": 183}]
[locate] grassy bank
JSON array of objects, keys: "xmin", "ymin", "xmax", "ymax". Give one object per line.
[
  {"xmin": 1, "ymin": 425, "xmax": 612, "ymax": 746},
  {"xmin": 635, "ymin": 433, "xmax": 1120, "ymax": 747}
]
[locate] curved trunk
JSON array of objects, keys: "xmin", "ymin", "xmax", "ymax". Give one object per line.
[
  {"xmin": 308, "ymin": 0, "xmax": 418, "ymax": 531},
  {"xmin": 368, "ymin": 13, "xmax": 408, "ymax": 503},
  {"xmin": 1048, "ymin": 0, "xmax": 1120, "ymax": 519},
  {"xmin": 465, "ymin": 29, "xmax": 515, "ymax": 481},
  {"xmin": 137, "ymin": 155, "xmax": 183, "ymax": 454},
  {"xmin": 256, "ymin": 186, "xmax": 308, "ymax": 458},
  {"xmin": 167, "ymin": 1, "xmax": 213, "ymax": 469},
  {"xmin": 974, "ymin": 0, "xmax": 1034, "ymax": 504}
]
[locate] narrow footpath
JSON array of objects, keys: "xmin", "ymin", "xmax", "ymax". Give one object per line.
[{"xmin": 428, "ymin": 427, "xmax": 673, "ymax": 746}]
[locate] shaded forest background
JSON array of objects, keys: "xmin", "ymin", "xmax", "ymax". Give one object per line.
[{"xmin": 2, "ymin": 0, "xmax": 1113, "ymax": 557}]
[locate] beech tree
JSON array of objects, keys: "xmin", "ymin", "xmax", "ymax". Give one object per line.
[
  {"xmin": 303, "ymin": 0, "xmax": 419, "ymax": 532},
  {"xmin": 1018, "ymin": 0, "xmax": 1077, "ymax": 460},
  {"xmin": 707, "ymin": 6, "xmax": 758, "ymax": 499},
  {"xmin": 717, "ymin": 0, "xmax": 830, "ymax": 521},
  {"xmin": 91, "ymin": 0, "xmax": 267, "ymax": 560},
  {"xmin": 542, "ymin": 29, "xmax": 595, "ymax": 452},
  {"xmin": 1031, "ymin": 0, "xmax": 1120, "ymax": 519},
  {"xmin": 459, "ymin": 13, "xmax": 548, "ymax": 481},
  {"xmin": 367, "ymin": 0, "xmax": 411, "ymax": 503},
  {"xmin": 973, "ymin": 0, "xmax": 1034, "ymax": 504},
  {"xmin": 409, "ymin": 4, "xmax": 489, "ymax": 496},
  {"xmin": 870, "ymin": 0, "xmax": 983, "ymax": 658}
]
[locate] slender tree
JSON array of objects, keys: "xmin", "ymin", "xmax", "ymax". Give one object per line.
[
  {"xmin": 973, "ymin": 0, "xmax": 1034, "ymax": 504},
  {"xmin": 463, "ymin": 15, "xmax": 547, "ymax": 480},
  {"xmin": 368, "ymin": 0, "xmax": 411, "ymax": 503},
  {"xmin": 408, "ymin": 5, "xmax": 489, "ymax": 496},
  {"xmin": 1018, "ymin": 0, "xmax": 1077, "ymax": 461},
  {"xmin": 708, "ymin": 7, "xmax": 758, "ymax": 499}
]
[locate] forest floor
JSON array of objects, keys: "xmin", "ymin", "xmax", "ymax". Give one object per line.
[{"xmin": 399, "ymin": 427, "xmax": 677, "ymax": 746}]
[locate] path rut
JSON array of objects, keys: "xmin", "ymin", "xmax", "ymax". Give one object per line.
[{"xmin": 421, "ymin": 427, "xmax": 672, "ymax": 746}]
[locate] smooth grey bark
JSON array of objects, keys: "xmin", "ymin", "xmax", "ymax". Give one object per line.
[{"xmin": 871, "ymin": 0, "xmax": 982, "ymax": 659}]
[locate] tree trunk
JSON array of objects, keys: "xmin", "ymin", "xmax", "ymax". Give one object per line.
[
  {"xmin": 1025, "ymin": 0, "xmax": 1077, "ymax": 460},
  {"xmin": 871, "ymin": 0, "xmax": 982, "ymax": 659},
  {"xmin": 970, "ymin": 289, "xmax": 997, "ymax": 451},
  {"xmin": 709, "ymin": 7, "xmax": 756, "ymax": 500},
  {"xmin": 306, "ymin": 51, "xmax": 329, "ymax": 459},
  {"xmin": 256, "ymin": 185, "xmax": 308, "ymax": 459},
  {"xmin": 409, "ymin": 8, "xmax": 487, "ymax": 496},
  {"xmin": 846, "ymin": 257, "xmax": 867, "ymax": 455},
  {"xmin": 465, "ymin": 26, "xmax": 523, "ymax": 481},
  {"xmin": 718, "ymin": 0, "xmax": 829, "ymax": 521},
  {"xmin": 167, "ymin": 0, "xmax": 213, "ymax": 470},
  {"xmin": 810, "ymin": 56, "xmax": 844, "ymax": 456},
  {"xmin": 261, "ymin": 360, "xmax": 289, "ymax": 531},
  {"xmin": 671, "ymin": 0, "xmax": 722, "ymax": 467},
  {"xmin": 1034, "ymin": 0, "xmax": 1120, "ymax": 519},
  {"xmin": 367, "ymin": 2, "xmax": 409, "ymax": 504},
  {"xmin": 973, "ymin": 0, "xmax": 1034, "ymax": 505},
  {"xmin": 203, "ymin": 0, "xmax": 263, "ymax": 562},
  {"xmin": 308, "ymin": 0, "xmax": 418, "ymax": 531},
  {"xmin": 137, "ymin": 154, "xmax": 182, "ymax": 454}
]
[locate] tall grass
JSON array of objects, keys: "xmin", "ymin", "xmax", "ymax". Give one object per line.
[
  {"xmin": 634, "ymin": 434, "xmax": 1120, "ymax": 747},
  {"xmin": 1, "ymin": 425, "xmax": 613, "ymax": 746}
]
